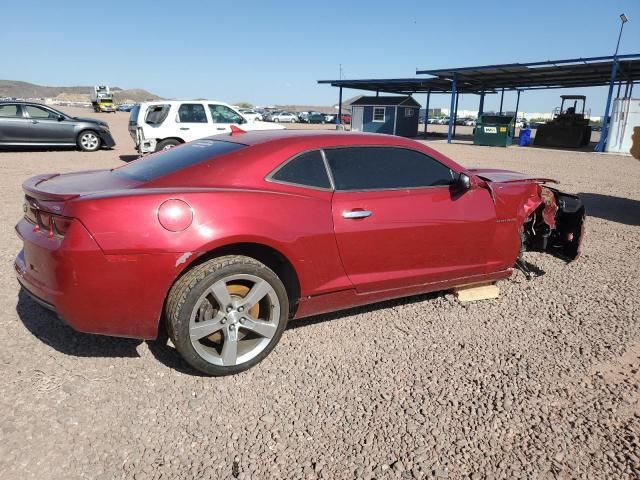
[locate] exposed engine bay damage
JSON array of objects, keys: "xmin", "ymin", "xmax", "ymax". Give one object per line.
[{"xmin": 521, "ymin": 186, "xmax": 585, "ymax": 261}]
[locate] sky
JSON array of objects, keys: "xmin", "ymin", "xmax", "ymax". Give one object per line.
[{"xmin": 2, "ymin": 0, "xmax": 639, "ymax": 115}]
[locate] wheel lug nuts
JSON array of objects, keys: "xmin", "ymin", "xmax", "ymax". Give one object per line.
[
  {"xmin": 229, "ymin": 324, "xmax": 235, "ymax": 330},
  {"xmin": 226, "ymin": 306, "xmax": 233, "ymax": 312},
  {"xmin": 240, "ymin": 318, "xmax": 245, "ymax": 324},
  {"xmin": 221, "ymin": 318, "xmax": 227, "ymax": 324},
  {"xmin": 238, "ymin": 306, "xmax": 244, "ymax": 312}
]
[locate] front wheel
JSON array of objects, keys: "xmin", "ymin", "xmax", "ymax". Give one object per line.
[
  {"xmin": 77, "ymin": 130, "xmax": 101, "ymax": 152},
  {"xmin": 166, "ymin": 255, "xmax": 289, "ymax": 376}
]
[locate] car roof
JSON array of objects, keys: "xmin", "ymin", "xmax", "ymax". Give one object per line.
[
  {"xmin": 216, "ymin": 129, "xmax": 423, "ymax": 149},
  {"xmin": 0, "ymin": 100, "xmax": 50, "ymax": 105},
  {"xmin": 139, "ymin": 100, "xmax": 231, "ymax": 107}
]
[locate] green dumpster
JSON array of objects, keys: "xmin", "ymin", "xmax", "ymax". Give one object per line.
[{"xmin": 474, "ymin": 115, "xmax": 515, "ymax": 147}]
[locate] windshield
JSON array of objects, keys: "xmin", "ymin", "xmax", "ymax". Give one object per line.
[{"xmin": 113, "ymin": 139, "xmax": 246, "ymax": 182}]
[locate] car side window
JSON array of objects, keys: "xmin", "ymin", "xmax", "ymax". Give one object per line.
[
  {"xmin": 24, "ymin": 105, "xmax": 57, "ymax": 119},
  {"xmin": 324, "ymin": 146, "xmax": 455, "ymax": 191},
  {"xmin": 271, "ymin": 150, "xmax": 331, "ymax": 189},
  {"xmin": 177, "ymin": 103, "xmax": 208, "ymax": 123},
  {"xmin": 209, "ymin": 105, "xmax": 245, "ymax": 124},
  {"xmin": 0, "ymin": 104, "xmax": 20, "ymax": 117}
]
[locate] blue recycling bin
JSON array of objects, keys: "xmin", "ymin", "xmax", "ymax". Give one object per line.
[{"xmin": 519, "ymin": 128, "xmax": 532, "ymax": 146}]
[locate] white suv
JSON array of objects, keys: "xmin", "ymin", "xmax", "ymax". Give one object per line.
[{"xmin": 129, "ymin": 100, "xmax": 283, "ymax": 154}]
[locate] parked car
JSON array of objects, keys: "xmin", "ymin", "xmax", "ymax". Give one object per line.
[
  {"xmin": 0, "ymin": 101, "xmax": 115, "ymax": 152},
  {"xmin": 307, "ymin": 113, "xmax": 327, "ymax": 124},
  {"xmin": 262, "ymin": 111, "xmax": 280, "ymax": 122},
  {"xmin": 128, "ymin": 100, "xmax": 284, "ymax": 154},
  {"xmin": 464, "ymin": 118, "xmax": 476, "ymax": 127},
  {"xmin": 15, "ymin": 130, "xmax": 585, "ymax": 376},
  {"xmin": 339, "ymin": 113, "xmax": 352, "ymax": 124},
  {"xmin": 117, "ymin": 104, "xmax": 135, "ymax": 112},
  {"xmin": 270, "ymin": 112, "xmax": 298, "ymax": 123},
  {"xmin": 239, "ymin": 109, "xmax": 263, "ymax": 122}
]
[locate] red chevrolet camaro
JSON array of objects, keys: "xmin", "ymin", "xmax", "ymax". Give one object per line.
[{"xmin": 15, "ymin": 131, "xmax": 584, "ymax": 375}]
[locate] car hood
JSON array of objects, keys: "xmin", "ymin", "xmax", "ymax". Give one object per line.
[
  {"xmin": 72, "ymin": 116, "xmax": 108, "ymax": 126},
  {"xmin": 468, "ymin": 168, "xmax": 557, "ymax": 184}
]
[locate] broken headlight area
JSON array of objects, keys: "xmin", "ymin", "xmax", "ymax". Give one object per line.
[{"xmin": 522, "ymin": 187, "xmax": 585, "ymax": 261}]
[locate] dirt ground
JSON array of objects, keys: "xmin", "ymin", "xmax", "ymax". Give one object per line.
[{"xmin": 1, "ymin": 107, "xmax": 639, "ymax": 479}]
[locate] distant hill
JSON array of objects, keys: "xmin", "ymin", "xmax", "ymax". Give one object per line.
[{"xmin": 0, "ymin": 80, "xmax": 163, "ymax": 103}]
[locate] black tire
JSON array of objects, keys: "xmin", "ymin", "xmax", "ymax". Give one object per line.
[
  {"xmin": 155, "ymin": 139, "xmax": 181, "ymax": 152},
  {"xmin": 165, "ymin": 255, "xmax": 289, "ymax": 376},
  {"xmin": 77, "ymin": 130, "xmax": 102, "ymax": 152}
]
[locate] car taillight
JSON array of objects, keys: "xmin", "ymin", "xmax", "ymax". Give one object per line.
[
  {"xmin": 53, "ymin": 216, "xmax": 74, "ymax": 236},
  {"xmin": 158, "ymin": 199, "xmax": 193, "ymax": 232},
  {"xmin": 23, "ymin": 200, "xmax": 74, "ymax": 238}
]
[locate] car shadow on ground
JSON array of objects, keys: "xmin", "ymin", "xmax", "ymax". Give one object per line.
[
  {"xmin": 1, "ymin": 146, "xmax": 78, "ymax": 153},
  {"xmin": 119, "ymin": 154, "xmax": 141, "ymax": 162},
  {"xmin": 578, "ymin": 192, "xmax": 640, "ymax": 226},
  {"xmin": 16, "ymin": 289, "xmax": 142, "ymax": 358}
]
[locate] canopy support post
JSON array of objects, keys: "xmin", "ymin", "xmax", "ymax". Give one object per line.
[
  {"xmin": 337, "ymin": 87, "xmax": 343, "ymax": 128},
  {"xmin": 595, "ymin": 60, "xmax": 619, "ymax": 152},
  {"xmin": 478, "ymin": 91, "xmax": 485, "ymax": 117},
  {"xmin": 424, "ymin": 90, "xmax": 431, "ymax": 137},
  {"xmin": 447, "ymin": 74, "xmax": 457, "ymax": 143},
  {"xmin": 514, "ymin": 89, "xmax": 521, "ymax": 135},
  {"xmin": 499, "ymin": 88, "xmax": 505, "ymax": 115},
  {"xmin": 453, "ymin": 91, "xmax": 460, "ymax": 136}
]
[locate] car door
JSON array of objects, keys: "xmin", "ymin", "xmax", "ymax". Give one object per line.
[
  {"xmin": 0, "ymin": 104, "xmax": 32, "ymax": 143},
  {"xmin": 175, "ymin": 103, "xmax": 211, "ymax": 142},
  {"xmin": 327, "ymin": 146, "xmax": 497, "ymax": 293},
  {"xmin": 23, "ymin": 105, "xmax": 75, "ymax": 143},
  {"xmin": 208, "ymin": 104, "xmax": 246, "ymax": 135}
]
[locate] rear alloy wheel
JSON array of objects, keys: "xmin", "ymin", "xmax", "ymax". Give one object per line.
[
  {"xmin": 77, "ymin": 131, "xmax": 101, "ymax": 152},
  {"xmin": 166, "ymin": 255, "xmax": 289, "ymax": 376},
  {"xmin": 155, "ymin": 139, "xmax": 181, "ymax": 152}
]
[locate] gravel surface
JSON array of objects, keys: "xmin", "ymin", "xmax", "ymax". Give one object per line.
[{"xmin": 1, "ymin": 108, "xmax": 639, "ymax": 479}]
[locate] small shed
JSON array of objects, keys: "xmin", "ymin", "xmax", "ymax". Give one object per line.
[{"xmin": 350, "ymin": 96, "xmax": 421, "ymax": 137}]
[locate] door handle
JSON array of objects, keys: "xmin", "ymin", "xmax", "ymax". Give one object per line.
[
  {"xmin": 180, "ymin": 127, "xmax": 190, "ymax": 130},
  {"xmin": 342, "ymin": 210, "xmax": 372, "ymax": 219},
  {"xmin": 31, "ymin": 120, "xmax": 39, "ymax": 124},
  {"xmin": 216, "ymin": 127, "xmax": 226, "ymax": 130}
]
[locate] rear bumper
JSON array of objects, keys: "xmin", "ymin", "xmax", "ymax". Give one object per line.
[{"xmin": 14, "ymin": 217, "xmax": 184, "ymax": 340}]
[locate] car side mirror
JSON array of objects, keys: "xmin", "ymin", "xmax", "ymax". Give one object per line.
[
  {"xmin": 455, "ymin": 172, "xmax": 471, "ymax": 191},
  {"xmin": 57, "ymin": 114, "xmax": 65, "ymax": 121}
]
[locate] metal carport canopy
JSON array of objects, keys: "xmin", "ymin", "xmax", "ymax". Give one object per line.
[
  {"xmin": 316, "ymin": 77, "xmax": 488, "ymax": 94},
  {"xmin": 416, "ymin": 54, "xmax": 640, "ymax": 91}
]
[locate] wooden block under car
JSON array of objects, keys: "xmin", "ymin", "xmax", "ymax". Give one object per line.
[{"xmin": 453, "ymin": 282, "xmax": 500, "ymax": 302}]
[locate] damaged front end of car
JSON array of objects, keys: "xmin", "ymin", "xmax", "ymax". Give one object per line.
[{"xmin": 521, "ymin": 186, "xmax": 585, "ymax": 261}]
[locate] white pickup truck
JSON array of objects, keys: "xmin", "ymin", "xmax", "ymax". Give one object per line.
[{"xmin": 128, "ymin": 100, "xmax": 284, "ymax": 154}]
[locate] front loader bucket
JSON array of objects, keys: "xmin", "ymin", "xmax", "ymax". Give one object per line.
[{"xmin": 534, "ymin": 125, "xmax": 592, "ymax": 148}]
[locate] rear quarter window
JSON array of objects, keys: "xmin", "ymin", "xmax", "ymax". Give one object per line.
[
  {"xmin": 270, "ymin": 150, "xmax": 331, "ymax": 189},
  {"xmin": 113, "ymin": 139, "xmax": 245, "ymax": 182},
  {"xmin": 144, "ymin": 104, "xmax": 171, "ymax": 125}
]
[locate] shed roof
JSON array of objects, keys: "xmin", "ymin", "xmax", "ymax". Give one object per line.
[{"xmin": 350, "ymin": 96, "xmax": 421, "ymax": 107}]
